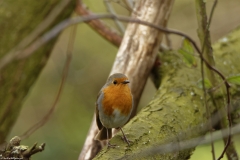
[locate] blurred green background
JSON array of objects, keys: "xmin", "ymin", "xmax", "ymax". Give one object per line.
[{"xmin": 8, "ymin": 0, "xmax": 240, "ymax": 159}]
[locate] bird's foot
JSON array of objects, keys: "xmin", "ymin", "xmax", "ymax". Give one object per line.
[
  {"xmin": 121, "ymin": 136, "xmax": 132, "ymax": 146},
  {"xmin": 107, "ymin": 142, "xmax": 117, "ymax": 149}
]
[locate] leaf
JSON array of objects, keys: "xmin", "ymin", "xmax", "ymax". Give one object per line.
[
  {"xmin": 197, "ymin": 78, "xmax": 212, "ymax": 89},
  {"xmin": 178, "ymin": 38, "xmax": 197, "ymax": 67},
  {"xmin": 227, "ymin": 74, "xmax": 240, "ymax": 85}
]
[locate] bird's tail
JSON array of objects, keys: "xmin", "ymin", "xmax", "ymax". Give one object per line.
[{"xmin": 95, "ymin": 128, "xmax": 112, "ymax": 141}]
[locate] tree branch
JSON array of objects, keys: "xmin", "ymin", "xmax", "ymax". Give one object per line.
[
  {"xmin": 104, "ymin": 0, "xmax": 125, "ymax": 34},
  {"xmin": 76, "ymin": 1, "xmax": 122, "ymax": 47}
]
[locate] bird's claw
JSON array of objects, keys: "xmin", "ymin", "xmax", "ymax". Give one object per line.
[
  {"xmin": 107, "ymin": 142, "xmax": 117, "ymax": 149},
  {"xmin": 121, "ymin": 136, "xmax": 132, "ymax": 146}
]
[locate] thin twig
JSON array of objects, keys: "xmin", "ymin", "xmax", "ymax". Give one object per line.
[
  {"xmin": 217, "ymin": 95, "xmax": 232, "ymax": 160},
  {"xmin": 208, "ymin": 0, "xmax": 218, "ymax": 28},
  {"xmin": 201, "ymin": 58, "xmax": 216, "ymax": 159},
  {"xmin": 207, "ymin": 1, "xmax": 233, "ymax": 159},
  {"xmin": 104, "ymin": 0, "xmax": 125, "ymax": 34},
  {"xmin": 201, "ymin": 0, "xmax": 234, "ymax": 159},
  {"xmin": 122, "ymin": 0, "xmax": 134, "ymax": 11},
  {"xmin": 196, "ymin": 0, "xmax": 216, "ymax": 159},
  {"xmin": 20, "ymin": 24, "xmax": 77, "ymax": 140},
  {"xmin": 111, "ymin": 0, "xmax": 132, "ymax": 11}
]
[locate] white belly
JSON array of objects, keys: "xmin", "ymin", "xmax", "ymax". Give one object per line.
[{"xmin": 99, "ymin": 109, "xmax": 130, "ymax": 128}]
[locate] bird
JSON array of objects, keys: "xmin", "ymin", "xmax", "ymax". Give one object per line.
[{"xmin": 94, "ymin": 73, "xmax": 133, "ymax": 147}]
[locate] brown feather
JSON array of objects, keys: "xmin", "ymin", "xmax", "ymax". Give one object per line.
[{"xmin": 102, "ymin": 83, "xmax": 132, "ymax": 116}]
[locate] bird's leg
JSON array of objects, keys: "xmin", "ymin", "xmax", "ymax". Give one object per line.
[
  {"xmin": 106, "ymin": 128, "xmax": 117, "ymax": 148},
  {"xmin": 119, "ymin": 127, "xmax": 131, "ymax": 146}
]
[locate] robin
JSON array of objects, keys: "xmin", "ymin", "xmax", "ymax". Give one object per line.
[{"xmin": 95, "ymin": 73, "xmax": 133, "ymax": 147}]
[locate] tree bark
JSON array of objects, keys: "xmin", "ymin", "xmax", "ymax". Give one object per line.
[
  {"xmin": 0, "ymin": 0, "xmax": 75, "ymax": 143},
  {"xmin": 79, "ymin": 0, "xmax": 174, "ymax": 159},
  {"xmin": 93, "ymin": 27, "xmax": 240, "ymax": 159}
]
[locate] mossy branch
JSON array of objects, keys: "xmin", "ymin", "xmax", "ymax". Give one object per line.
[{"xmin": 93, "ymin": 26, "xmax": 240, "ymax": 160}]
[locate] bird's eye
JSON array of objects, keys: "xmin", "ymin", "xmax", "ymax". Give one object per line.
[{"xmin": 113, "ymin": 80, "xmax": 117, "ymax": 85}]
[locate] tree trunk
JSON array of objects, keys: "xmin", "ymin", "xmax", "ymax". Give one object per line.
[
  {"xmin": 93, "ymin": 27, "xmax": 240, "ymax": 159},
  {"xmin": 0, "ymin": 0, "xmax": 75, "ymax": 143}
]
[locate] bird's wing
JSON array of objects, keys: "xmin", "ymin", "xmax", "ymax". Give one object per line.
[
  {"xmin": 96, "ymin": 87, "xmax": 105, "ymax": 130},
  {"xmin": 95, "ymin": 103, "xmax": 103, "ymax": 130}
]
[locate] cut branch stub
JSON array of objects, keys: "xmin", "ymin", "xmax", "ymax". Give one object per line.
[{"xmin": 0, "ymin": 136, "xmax": 45, "ymax": 160}]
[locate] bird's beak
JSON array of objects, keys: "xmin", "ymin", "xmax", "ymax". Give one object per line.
[{"xmin": 122, "ymin": 80, "xmax": 130, "ymax": 84}]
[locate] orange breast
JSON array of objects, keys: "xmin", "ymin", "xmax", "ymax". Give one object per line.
[{"xmin": 102, "ymin": 84, "xmax": 132, "ymax": 116}]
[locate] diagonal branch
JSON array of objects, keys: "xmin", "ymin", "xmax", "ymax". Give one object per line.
[{"xmin": 76, "ymin": 0, "xmax": 122, "ymax": 47}]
